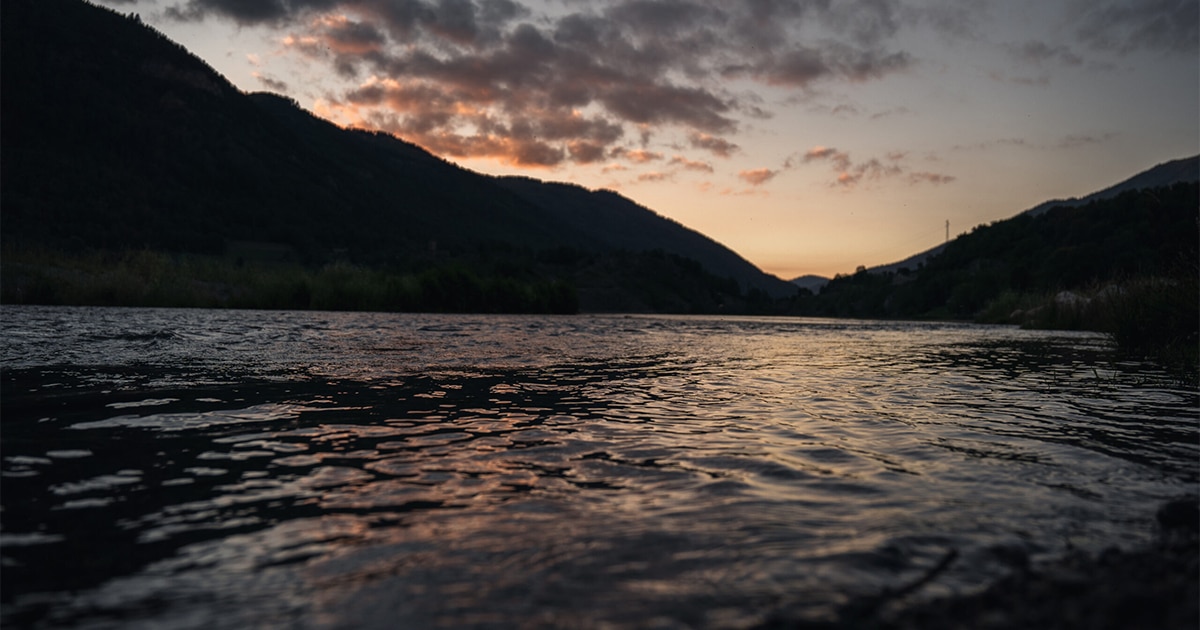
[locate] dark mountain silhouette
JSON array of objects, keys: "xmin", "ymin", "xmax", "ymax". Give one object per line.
[
  {"xmin": 789, "ymin": 275, "xmax": 830, "ymax": 294},
  {"xmin": 868, "ymin": 155, "xmax": 1199, "ymax": 276},
  {"xmin": 494, "ymin": 177, "xmax": 790, "ymax": 298},
  {"xmin": 789, "ymin": 169, "xmax": 1197, "ymax": 359},
  {"xmin": 1022, "ymin": 155, "xmax": 1199, "ymax": 217},
  {"xmin": 0, "ymin": 0, "xmax": 795, "ymax": 313},
  {"xmin": 788, "ymin": 157, "xmax": 1198, "ymax": 299}
]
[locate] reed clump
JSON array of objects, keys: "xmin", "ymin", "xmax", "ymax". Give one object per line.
[{"xmin": 981, "ymin": 274, "xmax": 1198, "ymax": 377}]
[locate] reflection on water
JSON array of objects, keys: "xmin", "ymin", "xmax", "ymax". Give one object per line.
[{"xmin": 2, "ymin": 306, "xmax": 1196, "ymax": 628}]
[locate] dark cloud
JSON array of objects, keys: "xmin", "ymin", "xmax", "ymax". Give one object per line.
[
  {"xmin": 794, "ymin": 146, "xmax": 852, "ymax": 171},
  {"xmin": 171, "ymin": 0, "xmax": 525, "ymax": 45},
  {"xmin": 823, "ymin": 0, "xmax": 902, "ymax": 46},
  {"xmin": 606, "ymin": 0, "xmax": 720, "ymax": 37},
  {"xmin": 1056, "ymin": 132, "xmax": 1118, "ymax": 148},
  {"xmin": 804, "ymin": 101, "xmax": 906, "ymax": 120},
  {"xmin": 836, "ymin": 157, "xmax": 903, "ymax": 186},
  {"xmin": 600, "ymin": 83, "xmax": 736, "ymax": 132},
  {"xmin": 669, "ymin": 155, "xmax": 715, "ymax": 172},
  {"xmin": 254, "ymin": 73, "xmax": 290, "ymax": 92},
  {"xmin": 1074, "ymin": 0, "xmax": 1199, "ymax": 55},
  {"xmin": 840, "ymin": 48, "xmax": 912, "ymax": 81},
  {"xmin": 948, "ymin": 138, "xmax": 1016, "ymax": 155},
  {"xmin": 791, "ymin": 146, "xmax": 952, "ymax": 189},
  {"xmin": 567, "ymin": 141, "xmax": 607, "ymax": 164},
  {"xmin": 900, "ymin": 0, "xmax": 988, "ymax": 43},
  {"xmin": 425, "ymin": 0, "xmax": 481, "ymax": 44},
  {"xmin": 167, "ymin": 0, "xmax": 915, "ymax": 167},
  {"xmin": 511, "ymin": 138, "xmax": 565, "ymax": 167},
  {"xmin": 908, "ymin": 171, "xmax": 956, "ymax": 185},
  {"xmin": 827, "ymin": 103, "xmax": 862, "ymax": 117},
  {"xmin": 1008, "ymin": 40, "xmax": 1084, "ymax": 67},
  {"xmin": 725, "ymin": 43, "xmax": 911, "ymax": 87},
  {"xmin": 951, "ymin": 133, "xmax": 1118, "ymax": 152},
  {"xmin": 321, "ymin": 16, "xmax": 386, "ymax": 55},
  {"xmin": 167, "ymin": 0, "xmax": 340, "ymax": 24},
  {"xmin": 756, "ymin": 47, "xmax": 831, "ymax": 86},
  {"xmin": 688, "ymin": 132, "xmax": 740, "ymax": 157},
  {"xmin": 479, "ymin": 0, "xmax": 528, "ymax": 24},
  {"xmin": 535, "ymin": 113, "xmax": 624, "ymax": 144},
  {"xmin": 871, "ymin": 106, "xmax": 910, "ymax": 119}
]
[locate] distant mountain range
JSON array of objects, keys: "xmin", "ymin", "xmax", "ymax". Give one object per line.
[
  {"xmin": 788, "ymin": 164, "xmax": 1197, "ymax": 345},
  {"xmin": 855, "ymin": 155, "xmax": 1200, "ymax": 278},
  {"xmin": 0, "ymin": 0, "xmax": 796, "ymax": 313},
  {"xmin": 1022, "ymin": 155, "xmax": 1199, "ymax": 217},
  {"xmin": 790, "ymin": 275, "xmax": 831, "ymax": 295}
]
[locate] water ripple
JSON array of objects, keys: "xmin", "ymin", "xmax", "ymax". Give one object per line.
[{"xmin": 1, "ymin": 307, "xmax": 1196, "ymax": 628}]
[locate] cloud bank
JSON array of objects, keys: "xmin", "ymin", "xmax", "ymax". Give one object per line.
[
  {"xmin": 149, "ymin": 0, "xmax": 1192, "ymax": 185},
  {"xmin": 161, "ymin": 0, "xmax": 916, "ymax": 169}
]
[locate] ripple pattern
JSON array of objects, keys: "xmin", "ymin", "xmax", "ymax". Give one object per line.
[{"xmin": 1, "ymin": 306, "xmax": 1196, "ymax": 628}]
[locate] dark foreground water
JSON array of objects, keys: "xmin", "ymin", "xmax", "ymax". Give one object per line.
[{"xmin": 2, "ymin": 306, "xmax": 1197, "ymax": 629}]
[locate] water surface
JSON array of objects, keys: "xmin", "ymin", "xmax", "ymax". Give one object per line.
[{"xmin": 2, "ymin": 306, "xmax": 1196, "ymax": 628}]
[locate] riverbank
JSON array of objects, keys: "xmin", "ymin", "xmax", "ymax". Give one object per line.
[
  {"xmin": 0, "ymin": 246, "xmax": 785, "ymax": 315},
  {"xmin": 0, "ymin": 249, "xmax": 578, "ymax": 314}
]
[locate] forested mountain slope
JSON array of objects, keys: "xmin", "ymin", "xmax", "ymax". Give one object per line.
[
  {"xmin": 869, "ymin": 155, "xmax": 1199, "ymax": 276},
  {"xmin": 1, "ymin": 0, "xmax": 795, "ymax": 312},
  {"xmin": 792, "ymin": 181, "xmax": 1198, "ymax": 358}
]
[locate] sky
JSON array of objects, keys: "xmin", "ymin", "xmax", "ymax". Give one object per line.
[{"xmin": 97, "ymin": 0, "xmax": 1198, "ymax": 280}]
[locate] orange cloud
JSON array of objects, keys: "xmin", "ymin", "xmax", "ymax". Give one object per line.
[
  {"xmin": 618, "ymin": 148, "xmax": 663, "ymax": 163},
  {"xmin": 739, "ymin": 168, "xmax": 778, "ymax": 186},
  {"xmin": 340, "ymin": 76, "xmax": 626, "ymax": 167},
  {"xmin": 669, "ymin": 156, "xmax": 714, "ymax": 172},
  {"xmin": 798, "ymin": 145, "xmax": 851, "ymax": 171}
]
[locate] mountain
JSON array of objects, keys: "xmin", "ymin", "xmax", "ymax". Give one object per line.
[
  {"xmin": 866, "ymin": 244, "xmax": 948, "ymax": 276},
  {"xmin": 790, "ymin": 275, "xmax": 830, "ymax": 294},
  {"xmin": 867, "ymin": 155, "xmax": 1199, "ymax": 276},
  {"xmin": 0, "ymin": 0, "xmax": 795, "ymax": 312},
  {"xmin": 1022, "ymin": 155, "xmax": 1199, "ymax": 217},
  {"xmin": 494, "ymin": 177, "xmax": 794, "ymax": 298},
  {"xmin": 790, "ymin": 167, "xmax": 1198, "ymax": 355}
]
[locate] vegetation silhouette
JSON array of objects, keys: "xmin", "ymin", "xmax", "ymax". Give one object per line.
[{"xmin": 789, "ymin": 182, "xmax": 1199, "ymax": 368}]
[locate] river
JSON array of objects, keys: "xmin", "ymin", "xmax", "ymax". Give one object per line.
[{"xmin": 2, "ymin": 306, "xmax": 1196, "ymax": 628}]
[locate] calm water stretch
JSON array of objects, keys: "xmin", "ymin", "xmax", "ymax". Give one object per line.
[{"xmin": 2, "ymin": 306, "xmax": 1196, "ymax": 628}]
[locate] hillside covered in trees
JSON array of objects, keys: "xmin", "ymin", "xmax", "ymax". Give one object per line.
[
  {"xmin": 791, "ymin": 180, "xmax": 1199, "ymax": 360},
  {"xmin": 0, "ymin": 0, "xmax": 794, "ymax": 314}
]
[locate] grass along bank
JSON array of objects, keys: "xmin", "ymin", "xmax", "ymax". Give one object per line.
[
  {"xmin": 976, "ymin": 274, "xmax": 1199, "ymax": 376},
  {"xmin": 1, "ymin": 248, "xmax": 578, "ymax": 314}
]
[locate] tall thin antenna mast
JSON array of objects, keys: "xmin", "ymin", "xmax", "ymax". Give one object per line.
[{"xmin": 945, "ymin": 220, "xmax": 949, "ymax": 243}]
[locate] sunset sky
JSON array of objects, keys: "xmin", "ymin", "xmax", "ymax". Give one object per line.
[{"xmin": 97, "ymin": 0, "xmax": 1198, "ymax": 279}]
